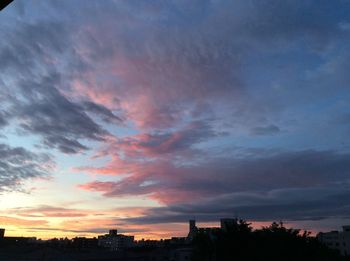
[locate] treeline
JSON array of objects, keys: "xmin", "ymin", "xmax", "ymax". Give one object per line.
[{"xmin": 191, "ymin": 220, "xmax": 347, "ymax": 261}]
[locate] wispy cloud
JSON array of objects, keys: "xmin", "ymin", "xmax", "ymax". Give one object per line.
[
  {"xmin": 0, "ymin": 144, "xmax": 53, "ymax": 193},
  {"xmin": 1, "ymin": 0, "xmax": 350, "ymax": 236}
]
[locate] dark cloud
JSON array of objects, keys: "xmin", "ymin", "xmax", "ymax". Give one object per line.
[
  {"xmin": 81, "ymin": 101, "xmax": 123, "ymax": 124},
  {"xmin": 13, "ymin": 75, "xmax": 110, "ymax": 154},
  {"xmin": 126, "ymin": 185, "xmax": 350, "ymax": 225},
  {"xmin": 13, "ymin": 205, "xmax": 89, "ymax": 218},
  {"xmin": 334, "ymin": 113, "xmax": 350, "ymax": 125},
  {"xmin": 25, "ymin": 227, "xmax": 108, "ymax": 234},
  {"xmin": 25, "ymin": 226, "xmax": 149, "ymax": 235},
  {"xmin": 0, "ymin": 143, "xmax": 53, "ymax": 192},
  {"xmin": 237, "ymin": 0, "xmax": 345, "ymax": 48},
  {"xmin": 0, "ymin": 20, "xmax": 116, "ymax": 153},
  {"xmin": 0, "ymin": 111, "xmax": 8, "ymax": 128},
  {"xmin": 251, "ymin": 124, "xmax": 281, "ymax": 135},
  {"xmin": 80, "ymin": 150, "xmax": 350, "ymax": 218},
  {"xmin": 115, "ymin": 120, "xmax": 217, "ymax": 156},
  {"xmin": 0, "ymin": 21, "xmax": 70, "ymax": 75}
]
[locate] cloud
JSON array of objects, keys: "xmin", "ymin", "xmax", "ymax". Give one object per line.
[
  {"xmin": 251, "ymin": 124, "xmax": 281, "ymax": 135},
  {"xmin": 57, "ymin": 0, "xmax": 350, "ymax": 133},
  {"xmin": 12, "ymin": 205, "xmax": 90, "ymax": 218},
  {"xmin": 1, "ymin": 0, "xmax": 350, "ymax": 151},
  {"xmin": 0, "ymin": 21, "xmax": 70, "ymax": 75},
  {"xmin": 14, "ymin": 75, "xmax": 110, "ymax": 154},
  {"xmin": 123, "ymin": 185, "xmax": 350, "ymax": 225},
  {"xmin": 78, "ymin": 150, "xmax": 350, "ymax": 208},
  {"xmin": 334, "ymin": 113, "xmax": 350, "ymax": 125},
  {"xmin": 81, "ymin": 101, "xmax": 123, "ymax": 124},
  {"xmin": 1, "ymin": 0, "xmax": 350, "ymax": 235},
  {"xmin": 0, "ymin": 216, "xmax": 48, "ymax": 227},
  {"xmin": 114, "ymin": 120, "xmax": 217, "ymax": 156},
  {"xmin": 0, "ymin": 111, "xmax": 9, "ymax": 128},
  {"xmin": 5, "ymin": 204, "xmax": 149, "ymax": 221},
  {"xmin": 0, "ymin": 143, "xmax": 53, "ymax": 193},
  {"xmin": 0, "ymin": 18, "xmax": 118, "ymax": 154}
]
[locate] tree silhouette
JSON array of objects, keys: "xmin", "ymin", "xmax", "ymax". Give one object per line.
[{"xmin": 191, "ymin": 220, "xmax": 346, "ymax": 261}]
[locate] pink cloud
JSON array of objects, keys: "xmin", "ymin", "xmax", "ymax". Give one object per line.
[
  {"xmin": 64, "ymin": 13, "xmax": 245, "ymax": 131},
  {"xmin": 77, "ymin": 161, "xmax": 217, "ymax": 205},
  {"xmin": 114, "ymin": 120, "xmax": 215, "ymax": 157},
  {"xmin": 0, "ymin": 216, "xmax": 48, "ymax": 227},
  {"xmin": 13, "ymin": 206, "xmax": 91, "ymax": 218}
]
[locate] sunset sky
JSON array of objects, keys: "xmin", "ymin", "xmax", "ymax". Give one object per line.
[{"xmin": 1, "ymin": 0, "xmax": 350, "ymax": 239}]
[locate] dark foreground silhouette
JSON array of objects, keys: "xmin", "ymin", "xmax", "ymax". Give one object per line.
[
  {"xmin": 192, "ymin": 220, "xmax": 347, "ymax": 261},
  {"xmin": 0, "ymin": 0, "xmax": 13, "ymax": 11},
  {"xmin": 0, "ymin": 220, "xmax": 348, "ymax": 260}
]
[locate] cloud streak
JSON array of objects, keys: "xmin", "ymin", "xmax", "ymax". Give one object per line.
[
  {"xmin": 79, "ymin": 150, "xmax": 350, "ymax": 212},
  {"xmin": 0, "ymin": 143, "xmax": 53, "ymax": 192}
]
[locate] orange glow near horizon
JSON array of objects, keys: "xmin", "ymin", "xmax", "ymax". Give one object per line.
[{"xmin": 0, "ymin": 218, "xmax": 319, "ymax": 240}]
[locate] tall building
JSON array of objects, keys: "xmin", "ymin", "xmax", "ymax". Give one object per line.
[
  {"xmin": 109, "ymin": 229, "xmax": 118, "ymax": 237},
  {"xmin": 187, "ymin": 219, "xmax": 229, "ymax": 241},
  {"xmin": 220, "ymin": 218, "xmax": 237, "ymax": 231},
  {"xmin": 317, "ymin": 225, "xmax": 350, "ymax": 255},
  {"xmin": 0, "ymin": 228, "xmax": 4, "ymax": 238},
  {"xmin": 189, "ymin": 220, "xmax": 196, "ymax": 233},
  {"xmin": 187, "ymin": 220, "xmax": 197, "ymax": 241},
  {"xmin": 98, "ymin": 229, "xmax": 134, "ymax": 251}
]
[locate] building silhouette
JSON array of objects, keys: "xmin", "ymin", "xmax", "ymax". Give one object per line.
[
  {"xmin": 98, "ymin": 229, "xmax": 134, "ymax": 252},
  {"xmin": 187, "ymin": 218, "xmax": 238, "ymax": 241},
  {"xmin": 187, "ymin": 219, "xmax": 197, "ymax": 241},
  {"xmin": 109, "ymin": 229, "xmax": 118, "ymax": 237},
  {"xmin": 317, "ymin": 225, "xmax": 350, "ymax": 255},
  {"xmin": 220, "ymin": 218, "xmax": 237, "ymax": 231},
  {"xmin": 0, "ymin": 220, "xmax": 345, "ymax": 260}
]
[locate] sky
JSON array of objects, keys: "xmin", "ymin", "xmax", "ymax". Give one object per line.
[{"xmin": 0, "ymin": 0, "xmax": 350, "ymax": 240}]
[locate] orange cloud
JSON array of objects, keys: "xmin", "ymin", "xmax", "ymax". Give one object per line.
[{"xmin": 0, "ymin": 216, "xmax": 48, "ymax": 227}]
